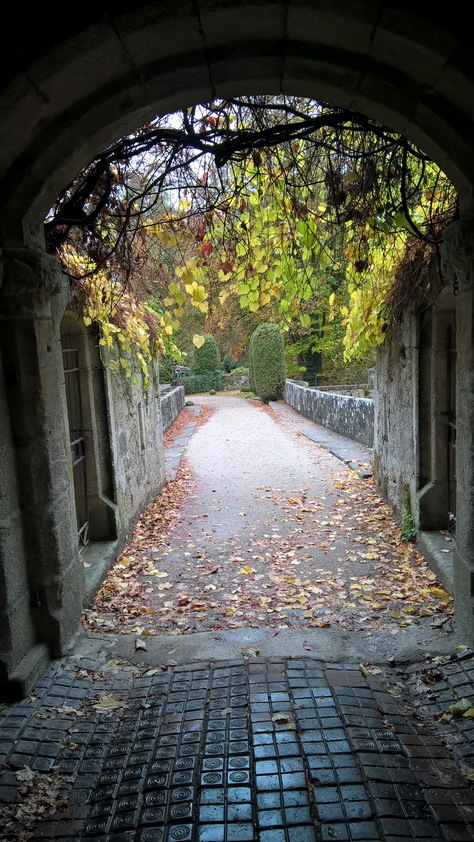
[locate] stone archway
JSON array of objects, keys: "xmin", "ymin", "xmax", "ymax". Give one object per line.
[
  {"xmin": 1, "ymin": 1, "xmax": 474, "ymax": 696},
  {"xmin": 1, "ymin": 3, "xmax": 474, "ymax": 245}
]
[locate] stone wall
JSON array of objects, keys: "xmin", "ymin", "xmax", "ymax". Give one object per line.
[
  {"xmin": 103, "ymin": 350, "xmax": 165, "ymax": 542},
  {"xmin": 222, "ymin": 371, "xmax": 250, "ymax": 391},
  {"xmin": 284, "ymin": 380, "xmax": 374, "ymax": 448},
  {"xmin": 373, "ymin": 285, "xmax": 458, "ymax": 527},
  {"xmin": 0, "ymin": 349, "xmax": 46, "ymax": 694},
  {"xmin": 0, "ymin": 271, "xmax": 167, "ymax": 699},
  {"xmin": 160, "ymin": 384, "xmax": 185, "ymax": 431},
  {"xmin": 373, "ymin": 314, "xmax": 418, "ymax": 519}
]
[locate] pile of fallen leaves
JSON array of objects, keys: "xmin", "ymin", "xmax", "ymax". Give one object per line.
[
  {"xmin": 82, "ymin": 457, "xmax": 194, "ymax": 632},
  {"xmin": 0, "ymin": 767, "xmax": 74, "ymax": 841},
  {"xmin": 163, "ymin": 403, "xmax": 214, "ymax": 446}
]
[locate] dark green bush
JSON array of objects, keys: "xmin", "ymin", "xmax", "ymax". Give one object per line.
[
  {"xmin": 191, "ymin": 335, "xmax": 221, "ymax": 376},
  {"xmin": 248, "ymin": 323, "xmax": 286, "ymax": 401},
  {"xmin": 181, "ymin": 373, "xmax": 221, "ymax": 394},
  {"xmin": 222, "ymin": 352, "xmax": 240, "ymax": 373},
  {"xmin": 248, "ymin": 349, "xmax": 256, "ymax": 393},
  {"xmin": 159, "ymin": 357, "xmax": 174, "ymax": 384}
]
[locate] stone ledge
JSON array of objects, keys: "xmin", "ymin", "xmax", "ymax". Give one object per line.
[
  {"xmin": 1, "ymin": 643, "xmax": 49, "ymax": 702},
  {"xmin": 82, "ymin": 540, "xmax": 119, "ymax": 604},
  {"xmin": 418, "ymin": 531, "xmax": 455, "ymax": 594}
]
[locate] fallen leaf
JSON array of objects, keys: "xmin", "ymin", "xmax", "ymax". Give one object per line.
[
  {"xmin": 220, "ymin": 707, "xmax": 232, "ymax": 716},
  {"xmin": 464, "ymin": 768, "xmax": 474, "ymax": 782},
  {"xmin": 93, "ymin": 694, "xmax": 125, "ymax": 711},
  {"xmin": 58, "ymin": 704, "xmax": 85, "ymax": 717},
  {"xmin": 15, "ymin": 767, "xmax": 37, "ymax": 782},
  {"xmin": 135, "ymin": 638, "xmax": 147, "ymax": 651},
  {"xmin": 303, "ymin": 640, "xmax": 311, "ymax": 651},
  {"xmin": 239, "ymin": 565, "xmax": 257, "ymax": 574},
  {"xmin": 431, "ymin": 588, "xmax": 448, "ymax": 598},
  {"xmin": 449, "ymin": 698, "xmax": 472, "ymax": 715}
]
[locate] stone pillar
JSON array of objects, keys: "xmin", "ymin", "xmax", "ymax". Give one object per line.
[
  {"xmin": 441, "ymin": 219, "xmax": 474, "ymax": 643},
  {"xmin": 0, "ymin": 248, "xmax": 84, "ymax": 698}
]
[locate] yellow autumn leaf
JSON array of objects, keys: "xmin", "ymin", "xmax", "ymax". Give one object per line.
[
  {"xmin": 239, "ymin": 565, "xmax": 257, "ymax": 574},
  {"xmin": 93, "ymin": 695, "xmax": 125, "ymax": 711},
  {"xmin": 193, "ymin": 334, "xmax": 206, "ymax": 348},
  {"xmin": 147, "ymin": 567, "xmax": 169, "ymax": 578}
]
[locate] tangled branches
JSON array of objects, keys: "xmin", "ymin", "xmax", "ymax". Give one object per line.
[{"xmin": 46, "ymin": 97, "xmax": 457, "ymax": 272}]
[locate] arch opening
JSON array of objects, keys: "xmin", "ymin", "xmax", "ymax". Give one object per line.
[{"xmin": 2, "ymin": 1, "xmax": 474, "ymax": 696}]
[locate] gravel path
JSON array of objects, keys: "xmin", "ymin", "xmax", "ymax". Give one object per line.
[
  {"xmin": 182, "ymin": 395, "xmax": 345, "ymax": 558},
  {"xmin": 131, "ymin": 394, "xmax": 454, "ymax": 637}
]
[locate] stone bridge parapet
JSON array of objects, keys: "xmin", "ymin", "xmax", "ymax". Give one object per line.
[
  {"xmin": 160, "ymin": 384, "xmax": 185, "ymax": 431},
  {"xmin": 284, "ymin": 379, "xmax": 374, "ymax": 448}
]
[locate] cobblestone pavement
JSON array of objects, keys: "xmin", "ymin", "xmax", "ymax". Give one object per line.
[{"xmin": 1, "ymin": 653, "xmax": 473, "ymax": 841}]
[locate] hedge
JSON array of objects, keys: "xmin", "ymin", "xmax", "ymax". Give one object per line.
[
  {"xmin": 248, "ymin": 323, "xmax": 285, "ymax": 401},
  {"xmin": 181, "ymin": 373, "xmax": 222, "ymax": 394},
  {"xmin": 191, "ymin": 335, "xmax": 221, "ymax": 376}
]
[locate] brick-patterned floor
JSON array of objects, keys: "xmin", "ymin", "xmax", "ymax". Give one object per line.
[{"xmin": 0, "ymin": 655, "xmax": 473, "ymax": 840}]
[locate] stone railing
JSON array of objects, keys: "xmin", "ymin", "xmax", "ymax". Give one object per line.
[
  {"xmin": 160, "ymin": 384, "xmax": 185, "ymax": 431},
  {"xmin": 284, "ymin": 379, "xmax": 374, "ymax": 447}
]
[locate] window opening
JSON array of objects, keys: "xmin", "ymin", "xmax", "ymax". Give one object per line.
[{"xmin": 62, "ymin": 344, "xmax": 89, "ymax": 546}]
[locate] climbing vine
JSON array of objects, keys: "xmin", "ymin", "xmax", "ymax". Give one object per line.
[
  {"xmin": 50, "ymin": 97, "xmax": 458, "ymax": 365},
  {"xmin": 62, "ymin": 248, "xmax": 181, "ymax": 387}
]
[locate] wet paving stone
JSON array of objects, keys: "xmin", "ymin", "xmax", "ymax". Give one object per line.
[{"xmin": 0, "ymin": 657, "xmax": 473, "ymax": 840}]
